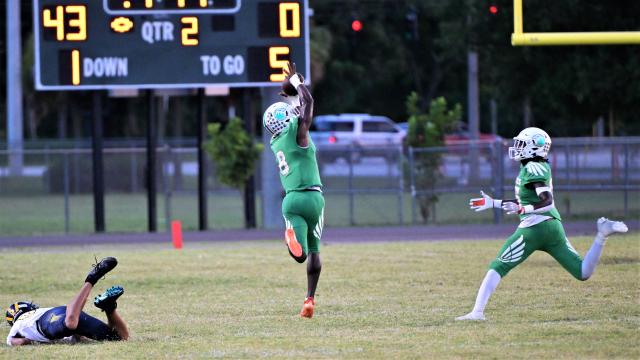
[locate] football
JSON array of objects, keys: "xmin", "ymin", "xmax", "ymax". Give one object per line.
[{"xmin": 281, "ymin": 78, "xmax": 298, "ymax": 97}]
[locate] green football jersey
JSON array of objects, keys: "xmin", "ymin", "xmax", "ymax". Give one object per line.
[
  {"xmin": 270, "ymin": 117, "xmax": 323, "ymax": 193},
  {"xmin": 514, "ymin": 161, "xmax": 561, "ymax": 221}
]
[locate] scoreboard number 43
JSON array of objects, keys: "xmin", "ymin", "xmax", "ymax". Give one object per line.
[{"xmin": 34, "ymin": 0, "xmax": 309, "ymax": 89}]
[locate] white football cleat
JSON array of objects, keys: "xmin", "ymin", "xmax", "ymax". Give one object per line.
[
  {"xmin": 455, "ymin": 312, "xmax": 486, "ymax": 321},
  {"xmin": 597, "ymin": 217, "xmax": 629, "ymax": 238}
]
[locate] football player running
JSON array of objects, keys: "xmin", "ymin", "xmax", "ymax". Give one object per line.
[
  {"xmin": 263, "ymin": 62, "xmax": 324, "ymax": 318},
  {"xmin": 5, "ymin": 256, "xmax": 129, "ymax": 345},
  {"xmin": 456, "ymin": 127, "xmax": 629, "ymax": 321}
]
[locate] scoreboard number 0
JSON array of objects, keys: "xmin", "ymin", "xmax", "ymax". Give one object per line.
[{"xmin": 279, "ymin": 3, "xmax": 300, "ymax": 38}]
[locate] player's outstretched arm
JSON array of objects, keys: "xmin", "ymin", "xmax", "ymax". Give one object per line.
[
  {"xmin": 283, "ymin": 62, "xmax": 313, "ymax": 147},
  {"xmin": 469, "ymin": 190, "xmax": 521, "ymax": 212},
  {"xmin": 502, "ymin": 182, "xmax": 554, "ymax": 215}
]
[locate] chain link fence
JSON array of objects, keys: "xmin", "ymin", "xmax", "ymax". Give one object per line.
[{"xmin": 1, "ymin": 137, "xmax": 638, "ymax": 235}]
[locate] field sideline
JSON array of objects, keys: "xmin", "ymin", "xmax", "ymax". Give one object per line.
[{"xmin": 0, "ymin": 233, "xmax": 638, "ymax": 358}]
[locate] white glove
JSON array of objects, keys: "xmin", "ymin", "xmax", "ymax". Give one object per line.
[
  {"xmin": 501, "ymin": 202, "xmax": 520, "ymax": 215},
  {"xmin": 469, "ymin": 191, "xmax": 501, "ymax": 212},
  {"xmin": 501, "ymin": 202, "xmax": 533, "ymax": 215}
]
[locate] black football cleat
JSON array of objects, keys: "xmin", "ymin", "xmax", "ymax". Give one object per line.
[
  {"xmin": 85, "ymin": 257, "xmax": 118, "ymax": 286},
  {"xmin": 94, "ymin": 285, "xmax": 124, "ymax": 314}
]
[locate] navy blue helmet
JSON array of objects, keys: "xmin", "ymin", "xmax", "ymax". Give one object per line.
[{"xmin": 6, "ymin": 301, "xmax": 39, "ymax": 326}]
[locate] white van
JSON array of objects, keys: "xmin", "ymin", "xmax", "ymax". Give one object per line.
[{"xmin": 310, "ymin": 114, "xmax": 406, "ymax": 162}]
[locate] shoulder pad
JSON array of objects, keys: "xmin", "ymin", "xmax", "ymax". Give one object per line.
[{"xmin": 524, "ymin": 162, "xmax": 548, "ymax": 177}]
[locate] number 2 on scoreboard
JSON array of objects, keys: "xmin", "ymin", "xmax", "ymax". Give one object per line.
[
  {"xmin": 268, "ymin": 47, "xmax": 290, "ymax": 82},
  {"xmin": 181, "ymin": 17, "xmax": 199, "ymax": 46}
]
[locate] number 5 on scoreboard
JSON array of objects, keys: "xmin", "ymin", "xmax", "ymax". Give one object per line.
[{"xmin": 269, "ymin": 46, "xmax": 290, "ymax": 82}]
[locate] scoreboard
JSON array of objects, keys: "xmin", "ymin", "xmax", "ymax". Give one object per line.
[{"xmin": 33, "ymin": 0, "xmax": 309, "ymax": 90}]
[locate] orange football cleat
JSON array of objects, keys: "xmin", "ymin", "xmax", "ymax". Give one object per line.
[
  {"xmin": 300, "ymin": 297, "xmax": 314, "ymax": 318},
  {"xmin": 285, "ymin": 228, "xmax": 303, "ymax": 258}
]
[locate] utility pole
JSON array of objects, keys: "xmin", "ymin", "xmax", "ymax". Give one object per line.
[
  {"xmin": 490, "ymin": 99, "xmax": 498, "ymax": 135},
  {"xmin": 466, "ymin": 4, "xmax": 481, "ymax": 183},
  {"xmin": 467, "ymin": 50, "xmax": 480, "ymax": 181},
  {"xmin": 7, "ymin": 0, "xmax": 24, "ymax": 174}
]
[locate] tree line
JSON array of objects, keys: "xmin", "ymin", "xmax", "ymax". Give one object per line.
[
  {"xmin": 310, "ymin": 0, "xmax": 640, "ymax": 137},
  {"xmin": 1, "ymin": 0, "xmax": 639, "ymax": 141}
]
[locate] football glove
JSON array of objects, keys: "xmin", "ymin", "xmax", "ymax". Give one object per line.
[
  {"xmin": 501, "ymin": 202, "xmax": 533, "ymax": 215},
  {"xmin": 469, "ymin": 191, "xmax": 502, "ymax": 212}
]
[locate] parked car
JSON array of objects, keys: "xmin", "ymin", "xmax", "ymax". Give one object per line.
[
  {"xmin": 310, "ymin": 114, "xmax": 406, "ymax": 162},
  {"xmin": 396, "ymin": 121, "xmax": 501, "ymax": 146}
]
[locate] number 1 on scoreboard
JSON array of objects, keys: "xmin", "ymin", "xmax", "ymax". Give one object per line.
[{"xmin": 71, "ymin": 49, "xmax": 81, "ymax": 85}]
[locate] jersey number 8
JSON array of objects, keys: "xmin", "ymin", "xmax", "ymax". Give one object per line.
[{"xmin": 276, "ymin": 151, "xmax": 290, "ymax": 176}]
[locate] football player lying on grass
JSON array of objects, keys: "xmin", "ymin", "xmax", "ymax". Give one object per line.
[
  {"xmin": 263, "ymin": 62, "xmax": 324, "ymax": 318},
  {"xmin": 5, "ymin": 256, "xmax": 129, "ymax": 345},
  {"xmin": 456, "ymin": 127, "xmax": 629, "ymax": 321}
]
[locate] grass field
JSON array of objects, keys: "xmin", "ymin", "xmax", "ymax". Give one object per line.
[
  {"xmin": 1, "ymin": 190, "xmax": 637, "ymax": 236},
  {"xmin": 0, "ymin": 234, "xmax": 638, "ymax": 358}
]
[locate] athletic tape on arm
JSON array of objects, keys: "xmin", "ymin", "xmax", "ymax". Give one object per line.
[
  {"xmin": 535, "ymin": 186, "xmax": 551, "ymax": 195},
  {"xmin": 289, "ymin": 74, "xmax": 303, "ymax": 89}
]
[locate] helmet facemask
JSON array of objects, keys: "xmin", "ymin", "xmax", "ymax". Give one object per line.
[{"xmin": 508, "ymin": 139, "xmax": 527, "ymax": 160}]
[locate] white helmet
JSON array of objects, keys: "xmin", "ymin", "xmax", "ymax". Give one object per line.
[
  {"xmin": 508, "ymin": 127, "xmax": 551, "ymax": 160},
  {"xmin": 263, "ymin": 102, "xmax": 297, "ymax": 136}
]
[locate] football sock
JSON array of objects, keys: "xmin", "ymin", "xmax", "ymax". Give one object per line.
[
  {"xmin": 306, "ymin": 252, "xmax": 322, "ymax": 298},
  {"xmin": 471, "ymin": 269, "xmax": 501, "ymax": 314},
  {"xmin": 582, "ymin": 218, "xmax": 628, "ymax": 280},
  {"xmin": 581, "ymin": 240, "xmax": 604, "ymax": 280}
]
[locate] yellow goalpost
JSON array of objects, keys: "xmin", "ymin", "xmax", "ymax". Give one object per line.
[{"xmin": 511, "ymin": 0, "xmax": 640, "ymax": 46}]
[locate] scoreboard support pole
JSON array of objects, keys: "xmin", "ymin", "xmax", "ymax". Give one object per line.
[
  {"xmin": 196, "ymin": 88, "xmax": 208, "ymax": 230},
  {"xmin": 92, "ymin": 91, "xmax": 105, "ymax": 232},
  {"xmin": 147, "ymin": 90, "xmax": 158, "ymax": 232},
  {"xmin": 243, "ymin": 89, "xmax": 257, "ymax": 229},
  {"xmin": 260, "ymin": 87, "xmax": 284, "ymax": 230}
]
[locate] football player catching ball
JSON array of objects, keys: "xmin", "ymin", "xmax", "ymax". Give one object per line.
[
  {"xmin": 263, "ymin": 62, "xmax": 324, "ymax": 318},
  {"xmin": 456, "ymin": 127, "xmax": 628, "ymax": 321}
]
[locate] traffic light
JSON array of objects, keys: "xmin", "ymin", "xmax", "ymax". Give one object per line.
[
  {"xmin": 489, "ymin": 4, "xmax": 499, "ymax": 15},
  {"xmin": 351, "ymin": 19, "xmax": 363, "ymax": 32},
  {"xmin": 405, "ymin": 7, "xmax": 418, "ymax": 41}
]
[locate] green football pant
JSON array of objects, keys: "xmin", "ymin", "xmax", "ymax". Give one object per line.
[
  {"xmin": 282, "ymin": 190, "xmax": 325, "ymax": 255},
  {"xmin": 489, "ymin": 219, "xmax": 584, "ymax": 280}
]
